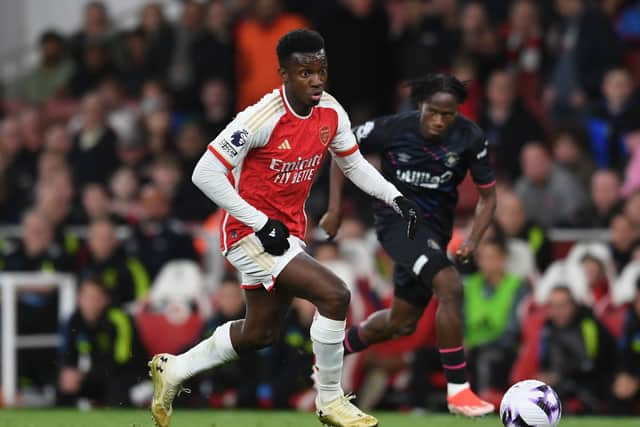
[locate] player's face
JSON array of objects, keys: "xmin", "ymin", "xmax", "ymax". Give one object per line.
[
  {"xmin": 280, "ymin": 50, "xmax": 328, "ymax": 111},
  {"xmin": 418, "ymin": 92, "xmax": 458, "ymax": 137}
]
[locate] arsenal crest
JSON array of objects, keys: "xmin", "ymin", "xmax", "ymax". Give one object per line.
[{"xmin": 319, "ymin": 125, "xmax": 331, "ymax": 145}]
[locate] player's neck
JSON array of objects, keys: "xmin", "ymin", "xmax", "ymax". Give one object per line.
[{"xmin": 283, "ymin": 86, "xmax": 312, "ymax": 117}]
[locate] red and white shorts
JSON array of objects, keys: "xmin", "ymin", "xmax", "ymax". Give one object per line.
[{"xmin": 225, "ymin": 234, "xmax": 306, "ymax": 291}]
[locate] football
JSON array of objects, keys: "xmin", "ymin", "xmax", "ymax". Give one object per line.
[{"xmin": 500, "ymin": 380, "xmax": 562, "ymax": 427}]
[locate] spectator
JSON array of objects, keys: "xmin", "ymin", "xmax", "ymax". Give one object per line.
[
  {"xmin": 601, "ymin": 0, "xmax": 627, "ymax": 22},
  {"xmin": 479, "ymin": 69, "xmax": 545, "ymax": 181},
  {"xmin": 450, "ymin": 56, "xmax": 482, "ymax": 121},
  {"xmin": 579, "ymin": 251, "xmax": 613, "ymax": 304},
  {"xmin": 19, "ymin": 30, "xmax": 74, "ymax": 104},
  {"xmin": 139, "ymin": 2, "xmax": 173, "ymax": 82},
  {"xmin": 390, "ymin": 0, "xmax": 459, "ymax": 82},
  {"xmin": 58, "ymin": 278, "xmax": 145, "ymax": 406},
  {"xmin": 165, "ymin": 1, "xmax": 204, "ymax": 111},
  {"xmin": 502, "ymin": 0, "xmax": 545, "ymax": 117},
  {"xmin": 149, "ymin": 153, "xmax": 212, "ymax": 222},
  {"xmin": 538, "ymin": 286, "xmax": 616, "ymax": 413},
  {"xmin": 17, "ymin": 108, "xmax": 46, "ymax": 174},
  {"xmin": 69, "ymin": 93, "xmax": 119, "ymax": 187},
  {"xmin": 109, "ymin": 167, "xmax": 143, "ymax": 223},
  {"xmin": 611, "ymin": 279, "xmax": 640, "ymax": 413},
  {"xmin": 117, "ymin": 28, "xmax": 150, "ymax": 97},
  {"xmin": 515, "ymin": 142, "xmax": 587, "ymax": 227},
  {"xmin": 37, "ymin": 151, "xmax": 68, "ymax": 184},
  {"xmin": 495, "ymin": 191, "xmax": 553, "ymax": 272},
  {"xmin": 141, "ymin": 97, "xmax": 174, "ymax": 157},
  {"xmin": 2, "ymin": 210, "xmax": 69, "ymax": 273},
  {"xmin": 587, "ymin": 67, "xmax": 640, "ymax": 169},
  {"xmin": 34, "ymin": 169, "xmax": 82, "ymax": 260},
  {"xmin": 574, "ymin": 169, "xmax": 623, "ymax": 228},
  {"xmin": 199, "ymin": 79, "xmax": 234, "ymax": 142},
  {"xmin": 235, "ymin": 0, "xmax": 309, "ymax": 110},
  {"xmin": 550, "ymin": 125, "xmax": 595, "ymax": 192},
  {"xmin": 545, "ymin": 0, "xmax": 623, "ymax": 120},
  {"xmin": 1, "ymin": 117, "xmax": 35, "ymax": 221},
  {"xmin": 459, "ymin": 1, "xmax": 505, "ymax": 85},
  {"xmin": 191, "ymin": 0, "xmax": 235, "ymax": 93},
  {"xmin": 464, "ymin": 237, "xmax": 528, "ymax": 394},
  {"xmin": 44, "ymin": 123, "xmax": 73, "ymax": 156},
  {"xmin": 176, "ymin": 122, "xmax": 207, "ymax": 174},
  {"xmin": 610, "ymin": 214, "xmax": 639, "ymax": 272},
  {"xmin": 79, "ymin": 218, "xmax": 149, "ymax": 306},
  {"xmin": 97, "ymin": 77, "xmax": 139, "ymax": 145},
  {"xmin": 126, "ymin": 185, "xmax": 198, "ymax": 279},
  {"xmin": 317, "ymin": 0, "xmax": 393, "ymax": 120},
  {"xmin": 69, "ymin": 1, "xmax": 113, "ymax": 65},
  {"xmin": 67, "ymin": 41, "xmax": 118, "ymax": 98},
  {"xmin": 80, "ymin": 183, "xmax": 111, "ymax": 224}
]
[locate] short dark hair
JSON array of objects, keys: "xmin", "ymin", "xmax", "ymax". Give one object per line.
[
  {"xmin": 276, "ymin": 29, "xmax": 325, "ymax": 67},
  {"xmin": 408, "ymin": 73, "xmax": 468, "ymax": 105},
  {"xmin": 40, "ymin": 30, "xmax": 65, "ymax": 46}
]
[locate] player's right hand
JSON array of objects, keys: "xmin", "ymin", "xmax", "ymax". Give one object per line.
[
  {"xmin": 392, "ymin": 196, "xmax": 421, "ymax": 239},
  {"xmin": 319, "ymin": 210, "xmax": 342, "ymax": 240},
  {"xmin": 256, "ymin": 218, "xmax": 290, "ymax": 255}
]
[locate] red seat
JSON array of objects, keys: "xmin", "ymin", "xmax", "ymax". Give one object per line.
[
  {"xmin": 136, "ymin": 304, "xmax": 204, "ymax": 356},
  {"xmin": 594, "ymin": 296, "xmax": 628, "ymax": 339},
  {"xmin": 510, "ymin": 297, "xmax": 547, "ymax": 384}
]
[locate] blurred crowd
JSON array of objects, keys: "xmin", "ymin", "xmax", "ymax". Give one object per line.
[{"xmin": 1, "ymin": 0, "xmax": 640, "ymax": 415}]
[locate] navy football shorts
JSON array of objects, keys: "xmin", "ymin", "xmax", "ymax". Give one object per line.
[{"xmin": 376, "ymin": 220, "xmax": 453, "ymax": 308}]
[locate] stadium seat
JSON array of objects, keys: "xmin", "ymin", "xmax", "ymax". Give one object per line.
[
  {"xmin": 136, "ymin": 302, "xmax": 204, "ymax": 356},
  {"xmin": 594, "ymin": 296, "xmax": 628, "ymax": 338},
  {"xmin": 510, "ymin": 297, "xmax": 547, "ymax": 383}
]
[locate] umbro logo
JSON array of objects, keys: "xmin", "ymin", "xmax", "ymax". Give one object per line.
[
  {"xmin": 268, "ymin": 228, "xmax": 276, "ymax": 237},
  {"xmin": 278, "ymin": 139, "xmax": 291, "ymax": 150}
]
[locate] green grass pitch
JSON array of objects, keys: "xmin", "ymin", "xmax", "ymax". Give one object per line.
[{"xmin": 0, "ymin": 410, "xmax": 637, "ymax": 427}]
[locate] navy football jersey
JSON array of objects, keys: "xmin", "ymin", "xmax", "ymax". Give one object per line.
[{"xmin": 354, "ymin": 111, "xmax": 495, "ymax": 240}]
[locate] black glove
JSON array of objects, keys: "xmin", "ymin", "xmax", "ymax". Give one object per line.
[
  {"xmin": 255, "ymin": 218, "xmax": 290, "ymax": 255},
  {"xmin": 392, "ymin": 196, "xmax": 421, "ymax": 239}
]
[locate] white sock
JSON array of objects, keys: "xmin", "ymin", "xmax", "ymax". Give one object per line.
[
  {"xmin": 447, "ymin": 381, "xmax": 470, "ymax": 397},
  {"xmin": 173, "ymin": 321, "xmax": 238, "ymax": 381},
  {"xmin": 310, "ymin": 313, "xmax": 346, "ymax": 406}
]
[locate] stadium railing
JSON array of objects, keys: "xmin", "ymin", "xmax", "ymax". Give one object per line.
[{"xmin": 0, "ymin": 272, "xmax": 76, "ymax": 407}]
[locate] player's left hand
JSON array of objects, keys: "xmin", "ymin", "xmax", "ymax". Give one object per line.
[
  {"xmin": 455, "ymin": 240, "xmax": 477, "ymax": 264},
  {"xmin": 392, "ymin": 196, "xmax": 421, "ymax": 239},
  {"xmin": 319, "ymin": 210, "xmax": 342, "ymax": 240}
]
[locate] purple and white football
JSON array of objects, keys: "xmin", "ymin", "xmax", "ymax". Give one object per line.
[{"xmin": 500, "ymin": 380, "xmax": 562, "ymax": 427}]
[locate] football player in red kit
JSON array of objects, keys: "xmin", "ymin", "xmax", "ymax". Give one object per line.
[{"xmin": 148, "ymin": 29, "xmax": 418, "ymax": 427}]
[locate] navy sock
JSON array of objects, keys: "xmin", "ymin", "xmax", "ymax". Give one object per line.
[
  {"xmin": 343, "ymin": 325, "xmax": 368, "ymax": 355},
  {"xmin": 439, "ymin": 346, "xmax": 468, "ymax": 384}
]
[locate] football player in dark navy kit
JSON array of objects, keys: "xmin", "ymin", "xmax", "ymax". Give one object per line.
[{"xmin": 320, "ymin": 74, "xmax": 497, "ymax": 416}]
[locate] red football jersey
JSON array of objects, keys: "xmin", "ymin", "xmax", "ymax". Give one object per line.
[{"xmin": 208, "ymin": 86, "xmax": 358, "ymax": 252}]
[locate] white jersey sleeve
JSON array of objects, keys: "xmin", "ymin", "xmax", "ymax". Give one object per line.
[
  {"xmin": 195, "ymin": 90, "xmax": 285, "ymax": 231},
  {"xmin": 207, "ymin": 90, "xmax": 284, "ymax": 170}
]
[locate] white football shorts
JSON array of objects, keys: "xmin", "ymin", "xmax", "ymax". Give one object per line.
[{"xmin": 225, "ymin": 234, "xmax": 306, "ymax": 291}]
